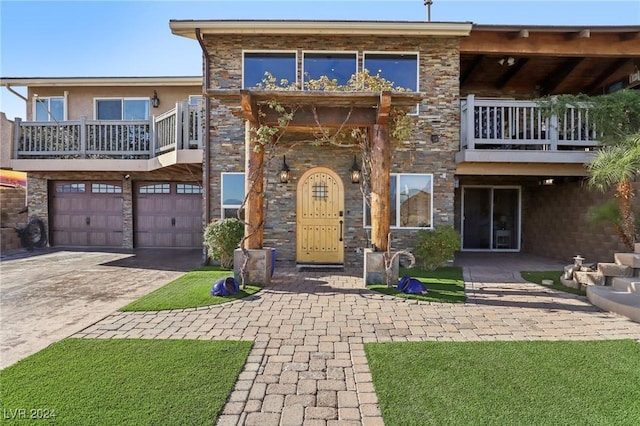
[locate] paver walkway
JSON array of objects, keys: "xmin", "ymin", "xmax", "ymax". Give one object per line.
[{"xmin": 75, "ymin": 257, "xmax": 640, "ymax": 426}]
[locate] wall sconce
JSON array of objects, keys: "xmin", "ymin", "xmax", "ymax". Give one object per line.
[
  {"xmin": 151, "ymin": 90, "xmax": 160, "ymax": 108},
  {"xmin": 349, "ymin": 156, "xmax": 361, "ymax": 184},
  {"xmin": 279, "ymin": 156, "xmax": 290, "ymax": 184},
  {"xmin": 498, "ymin": 56, "xmax": 515, "ymax": 66}
]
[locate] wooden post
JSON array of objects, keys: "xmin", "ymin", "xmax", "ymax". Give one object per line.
[
  {"xmin": 369, "ymin": 124, "xmax": 390, "ymax": 252},
  {"xmin": 243, "ymin": 120, "xmax": 264, "ymax": 249}
]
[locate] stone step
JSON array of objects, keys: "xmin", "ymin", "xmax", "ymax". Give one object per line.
[
  {"xmin": 597, "ymin": 262, "xmax": 632, "ymax": 278},
  {"xmin": 573, "ymin": 270, "xmax": 603, "ymax": 286},
  {"xmin": 635, "ymin": 243, "xmax": 640, "ymax": 254},
  {"xmin": 612, "ymin": 277, "xmax": 640, "ymax": 294},
  {"xmin": 587, "ymin": 285, "xmax": 640, "ymax": 323},
  {"xmin": 614, "ymin": 253, "xmax": 640, "ymax": 269}
]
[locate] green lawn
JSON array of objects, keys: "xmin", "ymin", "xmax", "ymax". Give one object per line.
[
  {"xmin": 120, "ymin": 266, "xmax": 261, "ymax": 311},
  {"xmin": 365, "ymin": 339, "xmax": 640, "ymax": 426},
  {"xmin": 367, "ymin": 266, "xmax": 466, "ymax": 303},
  {"xmin": 521, "ymin": 270, "xmax": 586, "ymax": 296},
  {"xmin": 0, "ymin": 338, "xmax": 252, "ymax": 425}
]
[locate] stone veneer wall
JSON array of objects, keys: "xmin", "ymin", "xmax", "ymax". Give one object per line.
[
  {"xmin": 522, "ymin": 180, "xmax": 640, "ymax": 264},
  {"xmin": 204, "ymin": 34, "xmax": 461, "ymax": 266}
]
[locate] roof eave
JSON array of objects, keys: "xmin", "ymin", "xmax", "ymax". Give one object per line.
[
  {"xmin": 169, "ymin": 20, "xmax": 473, "ymax": 39},
  {"xmin": 0, "ymin": 76, "xmax": 202, "ymax": 88}
]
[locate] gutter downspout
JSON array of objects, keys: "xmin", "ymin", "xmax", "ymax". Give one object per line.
[
  {"xmin": 196, "ymin": 28, "xmax": 211, "ymax": 265},
  {"xmin": 5, "ymin": 84, "xmax": 28, "ymax": 103}
]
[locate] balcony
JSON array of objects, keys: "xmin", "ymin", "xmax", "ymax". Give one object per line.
[
  {"xmin": 456, "ymin": 95, "xmax": 600, "ymax": 166},
  {"xmin": 5, "ymin": 101, "xmax": 203, "ymax": 172}
]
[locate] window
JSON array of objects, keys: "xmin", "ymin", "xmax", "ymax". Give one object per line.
[
  {"xmin": 92, "ymin": 183, "xmax": 122, "ymax": 194},
  {"xmin": 56, "ymin": 183, "xmax": 85, "ymax": 193},
  {"xmin": 303, "ymin": 52, "xmax": 357, "ymax": 88},
  {"xmin": 363, "ymin": 53, "xmax": 418, "ymax": 91},
  {"xmin": 365, "ymin": 174, "xmax": 433, "ymax": 228},
  {"xmin": 188, "ymin": 95, "xmax": 203, "ymax": 106},
  {"xmin": 177, "ymin": 183, "xmax": 202, "ymax": 194},
  {"xmin": 222, "ymin": 173, "xmax": 245, "ymax": 219},
  {"xmin": 243, "ymin": 51, "xmax": 297, "ymax": 89},
  {"xmin": 35, "ymin": 97, "xmax": 64, "ymax": 121},
  {"xmin": 139, "ymin": 183, "xmax": 170, "ymax": 194},
  {"xmin": 95, "ymin": 98, "xmax": 150, "ymax": 120}
]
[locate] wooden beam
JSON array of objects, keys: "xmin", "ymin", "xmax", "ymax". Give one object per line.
[
  {"xmin": 495, "ymin": 58, "xmax": 529, "ymax": 89},
  {"xmin": 240, "ymin": 91, "xmax": 259, "ymax": 126},
  {"xmin": 566, "ymin": 29, "xmax": 590, "ymax": 40},
  {"xmin": 243, "ymin": 121, "xmax": 264, "ymax": 250},
  {"xmin": 620, "ymin": 32, "xmax": 640, "ymax": 41},
  {"xmin": 377, "ymin": 93, "xmax": 391, "ymax": 125},
  {"xmin": 585, "ymin": 58, "xmax": 630, "ymax": 95},
  {"xmin": 460, "ymin": 54, "xmax": 484, "ymax": 85},
  {"xmin": 461, "ymin": 31, "xmax": 640, "ymax": 56},
  {"xmin": 369, "ymin": 124, "xmax": 391, "ymax": 252},
  {"xmin": 539, "ymin": 57, "xmax": 584, "ymax": 95},
  {"xmin": 261, "ymin": 105, "xmax": 377, "ymax": 128}
]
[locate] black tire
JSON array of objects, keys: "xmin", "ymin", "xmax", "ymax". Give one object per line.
[{"xmin": 22, "ymin": 218, "xmax": 47, "ymax": 249}]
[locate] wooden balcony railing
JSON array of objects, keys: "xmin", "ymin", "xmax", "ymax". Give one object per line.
[
  {"xmin": 461, "ymin": 95, "xmax": 600, "ymax": 152},
  {"xmin": 12, "ymin": 101, "xmax": 203, "ymax": 160}
]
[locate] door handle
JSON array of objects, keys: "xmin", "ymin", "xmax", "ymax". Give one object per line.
[
  {"xmin": 86, "ymin": 217, "xmax": 90, "ymax": 226},
  {"xmin": 171, "ymin": 217, "xmax": 176, "ymax": 227},
  {"xmin": 339, "ymin": 220, "xmax": 343, "ymax": 242}
]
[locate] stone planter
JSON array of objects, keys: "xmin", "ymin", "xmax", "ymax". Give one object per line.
[
  {"xmin": 234, "ymin": 247, "xmax": 276, "ymax": 286},
  {"xmin": 364, "ymin": 248, "xmax": 399, "ymax": 286}
]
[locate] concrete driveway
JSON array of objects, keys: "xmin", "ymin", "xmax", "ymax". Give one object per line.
[{"xmin": 0, "ymin": 248, "xmax": 202, "ymax": 369}]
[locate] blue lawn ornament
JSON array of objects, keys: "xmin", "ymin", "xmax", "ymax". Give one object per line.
[
  {"xmin": 397, "ymin": 275, "xmax": 428, "ymax": 295},
  {"xmin": 211, "ymin": 277, "xmax": 240, "ymax": 297}
]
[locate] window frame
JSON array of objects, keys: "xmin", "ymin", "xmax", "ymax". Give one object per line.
[
  {"xmin": 242, "ymin": 50, "xmax": 298, "ymax": 89},
  {"xmin": 33, "ymin": 96, "xmax": 66, "ymax": 122},
  {"xmin": 301, "ymin": 50, "xmax": 358, "ymax": 89},
  {"xmin": 221, "ymin": 172, "xmax": 246, "ymax": 219},
  {"xmin": 93, "ymin": 97, "xmax": 150, "ymax": 121},
  {"xmin": 363, "ymin": 173, "xmax": 434, "ymax": 230}
]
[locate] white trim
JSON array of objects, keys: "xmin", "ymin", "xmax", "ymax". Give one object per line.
[
  {"xmin": 1, "ymin": 76, "xmax": 202, "ymax": 87},
  {"xmin": 221, "ymin": 172, "xmax": 245, "ymax": 219},
  {"xmin": 363, "ymin": 172, "xmax": 434, "ymax": 230}
]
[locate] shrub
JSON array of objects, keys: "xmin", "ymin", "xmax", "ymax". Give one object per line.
[
  {"xmin": 413, "ymin": 225, "xmax": 461, "ymax": 271},
  {"xmin": 203, "ymin": 218, "xmax": 244, "ymax": 269}
]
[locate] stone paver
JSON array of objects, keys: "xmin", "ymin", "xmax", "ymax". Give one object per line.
[{"xmin": 73, "ymin": 253, "xmax": 640, "ymax": 425}]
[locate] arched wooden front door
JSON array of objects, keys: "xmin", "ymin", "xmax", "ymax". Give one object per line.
[{"xmin": 296, "ymin": 167, "xmax": 345, "ymax": 264}]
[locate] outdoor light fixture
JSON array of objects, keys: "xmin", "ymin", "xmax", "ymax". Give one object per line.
[
  {"xmin": 279, "ymin": 156, "xmax": 290, "ymax": 184},
  {"xmin": 498, "ymin": 56, "xmax": 516, "ymax": 66},
  {"xmin": 151, "ymin": 90, "xmax": 160, "ymax": 108},
  {"xmin": 349, "ymin": 155, "xmax": 361, "ymax": 184}
]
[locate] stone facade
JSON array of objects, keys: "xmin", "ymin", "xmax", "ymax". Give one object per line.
[
  {"xmin": 203, "ymin": 34, "xmax": 461, "ymax": 266},
  {"xmin": 0, "ymin": 185, "xmax": 27, "ymax": 250}
]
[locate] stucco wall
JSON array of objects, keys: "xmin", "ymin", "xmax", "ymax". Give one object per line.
[{"xmin": 203, "ymin": 34, "xmax": 462, "ymax": 265}]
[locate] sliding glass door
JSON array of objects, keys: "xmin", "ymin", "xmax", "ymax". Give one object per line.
[{"xmin": 462, "ymin": 186, "xmax": 520, "ymax": 251}]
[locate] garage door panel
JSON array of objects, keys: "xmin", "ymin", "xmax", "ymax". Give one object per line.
[
  {"xmin": 134, "ymin": 182, "xmax": 202, "ymax": 248},
  {"xmin": 51, "ymin": 181, "xmax": 123, "ymax": 247}
]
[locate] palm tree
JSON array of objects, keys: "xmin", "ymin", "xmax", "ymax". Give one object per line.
[{"xmin": 587, "ymin": 135, "xmax": 640, "ymax": 250}]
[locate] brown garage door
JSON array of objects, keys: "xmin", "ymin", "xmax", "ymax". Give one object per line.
[
  {"xmin": 50, "ymin": 181, "xmax": 123, "ymax": 247},
  {"xmin": 134, "ymin": 182, "xmax": 203, "ymax": 248}
]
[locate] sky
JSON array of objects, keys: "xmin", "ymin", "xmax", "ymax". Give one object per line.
[{"xmin": 1, "ymin": 0, "xmax": 639, "ymax": 120}]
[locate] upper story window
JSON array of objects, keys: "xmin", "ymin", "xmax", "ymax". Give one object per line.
[
  {"xmin": 365, "ymin": 173, "xmax": 433, "ymax": 229},
  {"xmin": 302, "ymin": 52, "xmax": 357, "ymax": 88},
  {"xmin": 363, "ymin": 52, "xmax": 419, "ymax": 91},
  {"xmin": 188, "ymin": 95, "xmax": 203, "ymax": 106},
  {"xmin": 34, "ymin": 96, "xmax": 65, "ymax": 122},
  {"xmin": 243, "ymin": 51, "xmax": 297, "ymax": 89},
  {"xmin": 95, "ymin": 98, "xmax": 150, "ymax": 120},
  {"xmin": 221, "ymin": 173, "xmax": 245, "ymax": 219}
]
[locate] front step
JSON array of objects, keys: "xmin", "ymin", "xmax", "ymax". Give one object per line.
[
  {"xmin": 614, "ymin": 252, "xmax": 640, "ymax": 269},
  {"xmin": 296, "ymin": 263, "xmax": 344, "ymax": 272},
  {"xmin": 612, "ymin": 277, "xmax": 640, "ymax": 293},
  {"xmin": 587, "ymin": 285, "xmax": 640, "ymax": 323}
]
